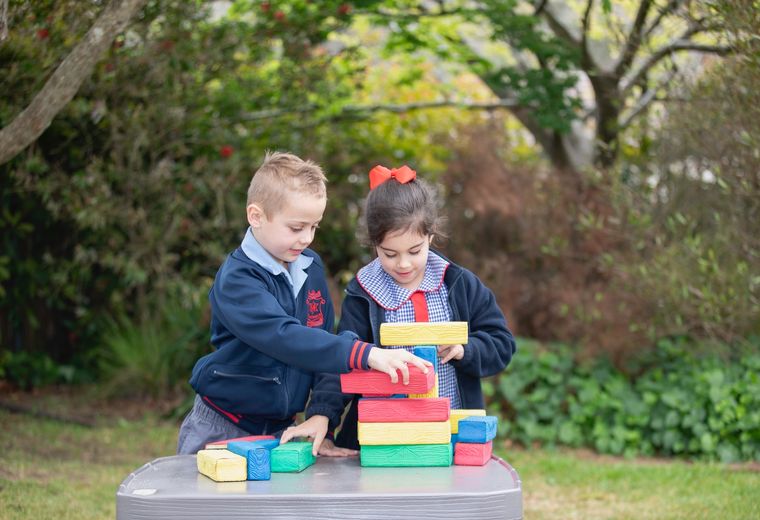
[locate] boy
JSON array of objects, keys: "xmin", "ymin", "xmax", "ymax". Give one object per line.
[{"xmin": 177, "ymin": 152, "xmax": 428, "ymax": 456}]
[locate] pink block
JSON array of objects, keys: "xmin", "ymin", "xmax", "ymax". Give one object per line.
[
  {"xmin": 205, "ymin": 434, "xmax": 276, "ymax": 449},
  {"xmin": 340, "ymin": 366, "xmax": 435, "ymax": 395},
  {"xmin": 358, "ymin": 397, "xmax": 451, "ymax": 423},
  {"xmin": 454, "ymin": 440, "xmax": 493, "ymax": 466}
]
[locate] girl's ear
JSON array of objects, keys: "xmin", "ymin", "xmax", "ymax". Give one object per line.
[
  {"xmin": 428, "ymin": 234, "xmax": 435, "ymax": 246},
  {"xmin": 247, "ymin": 204, "xmax": 265, "ymax": 228}
]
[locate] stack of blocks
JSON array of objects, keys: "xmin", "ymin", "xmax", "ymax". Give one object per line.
[
  {"xmin": 195, "ymin": 321, "xmax": 500, "ymax": 480},
  {"xmin": 340, "ymin": 321, "xmax": 499, "ymax": 468},
  {"xmin": 196, "ymin": 434, "xmax": 316, "ymax": 482}
]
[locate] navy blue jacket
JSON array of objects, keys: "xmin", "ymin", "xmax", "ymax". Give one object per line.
[
  {"xmin": 189, "ymin": 246, "xmax": 372, "ymax": 433},
  {"xmin": 334, "ymin": 252, "xmax": 517, "ymax": 449}
]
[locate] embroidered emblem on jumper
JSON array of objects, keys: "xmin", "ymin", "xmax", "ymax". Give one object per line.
[{"xmin": 306, "ymin": 289, "xmax": 326, "ymax": 327}]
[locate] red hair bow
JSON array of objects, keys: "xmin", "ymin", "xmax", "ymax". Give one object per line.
[{"xmin": 368, "ymin": 165, "xmax": 417, "ymax": 190}]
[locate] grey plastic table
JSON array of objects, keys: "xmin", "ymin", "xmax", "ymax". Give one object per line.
[{"xmin": 116, "ymin": 454, "xmax": 522, "ymax": 519}]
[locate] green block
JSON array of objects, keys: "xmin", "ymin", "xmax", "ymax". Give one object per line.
[
  {"xmin": 270, "ymin": 442, "xmax": 315, "ymax": 473},
  {"xmin": 360, "ymin": 443, "xmax": 453, "ymax": 467}
]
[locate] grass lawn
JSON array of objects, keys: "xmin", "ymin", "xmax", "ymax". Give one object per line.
[{"xmin": 0, "ymin": 400, "xmax": 758, "ymax": 519}]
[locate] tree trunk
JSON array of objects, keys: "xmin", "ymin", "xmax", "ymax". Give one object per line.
[{"xmin": 0, "ymin": 0, "xmax": 149, "ymax": 166}]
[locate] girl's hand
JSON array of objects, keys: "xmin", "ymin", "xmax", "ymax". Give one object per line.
[
  {"xmin": 367, "ymin": 348, "xmax": 432, "ymax": 384},
  {"xmin": 438, "ymin": 344, "xmax": 464, "ymax": 363},
  {"xmin": 279, "ymin": 415, "xmax": 333, "ymax": 456}
]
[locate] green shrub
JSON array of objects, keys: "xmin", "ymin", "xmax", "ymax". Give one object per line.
[
  {"xmin": 488, "ymin": 338, "xmax": 760, "ymax": 462},
  {"xmin": 0, "ymin": 350, "xmax": 78, "ymax": 390},
  {"xmin": 97, "ymin": 296, "xmax": 211, "ymax": 399}
]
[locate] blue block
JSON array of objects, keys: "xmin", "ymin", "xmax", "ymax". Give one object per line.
[
  {"xmin": 413, "ymin": 346, "xmax": 438, "ymax": 373},
  {"xmin": 457, "ymin": 416, "xmax": 498, "ymax": 444},
  {"xmin": 451, "ymin": 433, "xmax": 459, "ymax": 449},
  {"xmin": 227, "ymin": 439, "xmax": 280, "ymax": 480}
]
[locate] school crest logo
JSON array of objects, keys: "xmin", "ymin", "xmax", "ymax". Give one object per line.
[{"xmin": 306, "ymin": 289, "xmax": 326, "ymax": 327}]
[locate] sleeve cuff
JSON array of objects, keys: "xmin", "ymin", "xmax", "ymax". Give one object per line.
[{"xmin": 348, "ymin": 340, "xmax": 374, "ymax": 370}]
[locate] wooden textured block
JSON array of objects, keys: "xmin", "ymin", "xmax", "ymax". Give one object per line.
[
  {"xmin": 227, "ymin": 439, "xmax": 280, "ymax": 480},
  {"xmin": 410, "ymin": 373, "xmax": 439, "ymax": 398},
  {"xmin": 454, "ymin": 440, "xmax": 493, "ymax": 466},
  {"xmin": 413, "ymin": 346, "xmax": 439, "ymax": 372},
  {"xmin": 449, "ymin": 409, "xmax": 486, "ymax": 434},
  {"xmin": 379, "ymin": 322, "xmax": 468, "ymax": 346},
  {"xmin": 340, "ymin": 365, "xmax": 434, "ymax": 395},
  {"xmin": 358, "ymin": 421, "xmax": 451, "ymax": 445},
  {"xmin": 205, "ymin": 434, "xmax": 275, "ymax": 450},
  {"xmin": 458, "ymin": 415, "xmax": 498, "ymax": 443},
  {"xmin": 270, "ymin": 442, "xmax": 315, "ymax": 473},
  {"xmin": 360, "ymin": 443, "xmax": 453, "ymax": 467},
  {"xmin": 196, "ymin": 449, "xmax": 247, "ymax": 482},
  {"xmin": 358, "ymin": 397, "xmax": 450, "ymax": 423}
]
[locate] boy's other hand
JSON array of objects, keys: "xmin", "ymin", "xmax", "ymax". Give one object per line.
[
  {"xmin": 367, "ymin": 348, "xmax": 432, "ymax": 384},
  {"xmin": 280, "ymin": 415, "xmax": 336, "ymax": 456},
  {"xmin": 438, "ymin": 344, "xmax": 465, "ymax": 364},
  {"xmin": 317, "ymin": 438, "xmax": 358, "ymax": 457}
]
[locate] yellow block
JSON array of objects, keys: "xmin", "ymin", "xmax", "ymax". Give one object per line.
[
  {"xmin": 449, "ymin": 409, "xmax": 486, "ymax": 434},
  {"xmin": 410, "ymin": 374, "xmax": 439, "ymax": 398},
  {"xmin": 196, "ymin": 449, "xmax": 247, "ymax": 482},
  {"xmin": 358, "ymin": 421, "xmax": 451, "ymax": 445},
  {"xmin": 379, "ymin": 322, "xmax": 468, "ymax": 346}
]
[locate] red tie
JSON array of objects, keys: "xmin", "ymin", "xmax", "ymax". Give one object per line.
[{"xmin": 410, "ymin": 291, "xmax": 429, "ymax": 322}]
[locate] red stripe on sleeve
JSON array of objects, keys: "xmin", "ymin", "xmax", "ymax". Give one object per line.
[
  {"xmin": 357, "ymin": 342, "xmax": 369, "ymax": 369},
  {"xmin": 349, "ymin": 340, "xmax": 360, "ymax": 369}
]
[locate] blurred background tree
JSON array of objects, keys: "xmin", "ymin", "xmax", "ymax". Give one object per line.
[{"xmin": 0, "ymin": 0, "xmax": 757, "ymax": 458}]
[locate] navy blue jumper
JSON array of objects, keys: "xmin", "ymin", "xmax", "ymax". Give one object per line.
[
  {"xmin": 189, "ymin": 238, "xmax": 373, "ymax": 435},
  {"xmin": 334, "ymin": 252, "xmax": 517, "ymax": 450}
]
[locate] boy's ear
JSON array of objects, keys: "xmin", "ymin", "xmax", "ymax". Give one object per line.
[{"xmin": 246, "ymin": 203, "xmax": 265, "ymax": 228}]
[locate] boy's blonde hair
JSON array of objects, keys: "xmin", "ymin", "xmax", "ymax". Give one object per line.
[{"xmin": 247, "ymin": 151, "xmax": 327, "ymax": 216}]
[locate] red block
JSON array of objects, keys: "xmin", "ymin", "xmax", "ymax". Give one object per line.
[
  {"xmin": 340, "ymin": 366, "xmax": 435, "ymax": 395},
  {"xmin": 454, "ymin": 440, "xmax": 493, "ymax": 466},
  {"xmin": 358, "ymin": 397, "xmax": 451, "ymax": 423},
  {"xmin": 205, "ymin": 435, "xmax": 275, "ymax": 449}
]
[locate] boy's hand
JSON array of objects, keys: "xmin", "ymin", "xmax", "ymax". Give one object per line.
[
  {"xmin": 367, "ymin": 348, "xmax": 432, "ymax": 384},
  {"xmin": 438, "ymin": 344, "xmax": 465, "ymax": 364},
  {"xmin": 280, "ymin": 415, "xmax": 329, "ymax": 456},
  {"xmin": 318, "ymin": 438, "xmax": 358, "ymax": 457}
]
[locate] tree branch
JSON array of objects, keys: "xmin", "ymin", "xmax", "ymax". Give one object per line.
[
  {"xmin": 620, "ymin": 39, "xmax": 733, "ymax": 94},
  {"xmin": 618, "ymin": 67, "xmax": 677, "ymax": 129},
  {"xmin": 539, "ymin": 1, "xmax": 582, "ymax": 48},
  {"xmin": 533, "ymin": 0, "xmax": 549, "ymax": 16},
  {"xmin": 580, "ymin": 0, "xmax": 594, "ymax": 68},
  {"xmin": 0, "ymin": 0, "xmax": 8, "ymax": 42},
  {"xmin": 0, "ymin": 0, "xmax": 148, "ymax": 166},
  {"xmin": 239, "ymin": 98, "xmax": 522, "ymax": 122},
  {"xmin": 615, "ymin": 0, "xmax": 654, "ymax": 76},
  {"xmin": 643, "ymin": 0, "xmax": 682, "ymax": 39}
]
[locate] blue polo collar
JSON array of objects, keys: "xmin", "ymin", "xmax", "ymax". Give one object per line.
[{"xmin": 240, "ymin": 227, "xmax": 314, "ymax": 298}]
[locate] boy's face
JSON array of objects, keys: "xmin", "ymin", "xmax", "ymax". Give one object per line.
[
  {"xmin": 247, "ymin": 192, "xmax": 326, "ymax": 266},
  {"xmin": 375, "ymin": 229, "xmax": 432, "ymax": 290}
]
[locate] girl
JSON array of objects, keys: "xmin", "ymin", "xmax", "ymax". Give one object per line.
[{"xmin": 334, "ymin": 165, "xmax": 517, "ymax": 450}]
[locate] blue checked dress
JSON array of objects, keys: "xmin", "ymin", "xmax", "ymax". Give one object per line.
[{"xmin": 356, "ymin": 252, "xmax": 463, "ymax": 408}]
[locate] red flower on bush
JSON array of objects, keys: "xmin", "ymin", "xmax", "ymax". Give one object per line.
[
  {"xmin": 261, "ymin": 2, "xmax": 271, "ymax": 12},
  {"xmin": 36, "ymin": 28, "xmax": 50, "ymax": 40},
  {"xmin": 219, "ymin": 145, "xmax": 234, "ymax": 158},
  {"xmin": 274, "ymin": 10, "xmax": 286, "ymax": 21},
  {"xmin": 337, "ymin": 4, "xmax": 352, "ymax": 16}
]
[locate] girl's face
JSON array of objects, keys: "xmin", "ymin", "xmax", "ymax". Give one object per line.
[{"xmin": 375, "ymin": 229, "xmax": 432, "ymax": 290}]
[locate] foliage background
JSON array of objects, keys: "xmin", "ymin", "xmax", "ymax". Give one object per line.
[{"xmin": 1, "ymin": 0, "xmax": 758, "ymax": 460}]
